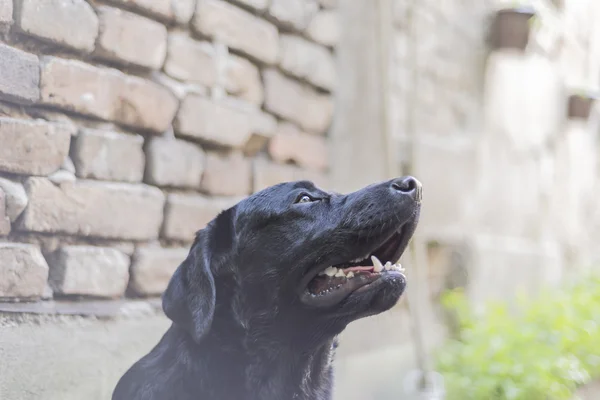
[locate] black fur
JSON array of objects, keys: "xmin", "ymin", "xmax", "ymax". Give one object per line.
[{"xmin": 113, "ymin": 178, "xmax": 421, "ymax": 400}]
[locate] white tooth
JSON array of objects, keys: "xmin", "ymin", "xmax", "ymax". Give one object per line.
[
  {"xmin": 384, "ymin": 261, "xmax": 392, "ymax": 271},
  {"xmin": 335, "ymin": 269, "xmax": 346, "ymax": 278},
  {"xmin": 347, "ymin": 271, "xmax": 355, "ymax": 278},
  {"xmin": 371, "ymin": 256, "xmax": 384, "ymax": 272},
  {"xmin": 324, "ymin": 267, "xmax": 337, "ymax": 277}
]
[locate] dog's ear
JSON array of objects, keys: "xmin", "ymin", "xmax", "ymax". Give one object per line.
[{"xmin": 162, "ymin": 208, "xmax": 235, "ymax": 343}]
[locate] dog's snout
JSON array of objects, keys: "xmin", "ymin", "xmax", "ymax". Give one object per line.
[{"xmin": 390, "ymin": 176, "xmax": 422, "ymax": 201}]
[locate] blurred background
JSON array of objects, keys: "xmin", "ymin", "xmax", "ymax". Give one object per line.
[{"xmin": 0, "ymin": 0, "xmax": 599, "ymax": 399}]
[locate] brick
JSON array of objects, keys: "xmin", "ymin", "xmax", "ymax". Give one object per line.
[
  {"xmin": 172, "ymin": 0, "xmax": 196, "ymax": 24},
  {"xmin": 292, "ymin": 167, "xmax": 329, "ymax": 189},
  {"xmin": 164, "ymin": 33, "xmax": 217, "ymax": 86},
  {"xmin": 230, "ymin": 0, "xmax": 268, "ymax": 11},
  {"xmin": 263, "ymin": 69, "xmax": 333, "ymax": 133},
  {"xmin": 279, "ymin": 34, "xmax": 336, "ymax": 91},
  {"xmin": 0, "ymin": 177, "xmax": 28, "ymax": 222},
  {"xmin": 268, "ymin": 0, "xmax": 319, "ymax": 31},
  {"xmin": 193, "ymin": 0, "xmax": 278, "ymax": 64},
  {"xmin": 72, "ymin": 129, "xmax": 145, "ymax": 182},
  {"xmin": 95, "ymin": 6, "xmax": 168, "ymax": 70},
  {"xmin": 225, "ymin": 55, "xmax": 263, "ymax": 105},
  {"xmin": 306, "ymin": 10, "xmax": 340, "ymax": 47},
  {"xmin": 0, "ymin": 44, "xmax": 40, "ymax": 104},
  {"xmin": 107, "ymin": 0, "xmax": 196, "ymax": 23},
  {"xmin": 107, "ymin": 0, "xmax": 172, "ymax": 19},
  {"xmin": 0, "ymin": 118, "xmax": 72, "ymax": 175},
  {"xmin": 0, "ymin": 243, "xmax": 49, "ymax": 299},
  {"xmin": 18, "ymin": 177, "xmax": 165, "ymax": 240},
  {"xmin": 162, "ymin": 193, "xmax": 239, "ymax": 241},
  {"xmin": 145, "ymin": 136, "xmax": 205, "ymax": 189},
  {"xmin": 0, "ymin": 190, "xmax": 10, "ymax": 235},
  {"xmin": 253, "ymin": 157, "xmax": 328, "ymax": 192},
  {"xmin": 118, "ymin": 74, "xmax": 179, "ymax": 132},
  {"xmin": 268, "ymin": 122, "xmax": 329, "ymax": 170},
  {"xmin": 0, "ymin": 0, "xmax": 11, "ymax": 26},
  {"xmin": 244, "ymin": 111, "xmax": 277, "ymax": 156},
  {"xmin": 175, "ymin": 94, "xmax": 252, "ymax": 147},
  {"xmin": 15, "ymin": 0, "xmax": 98, "ymax": 53},
  {"xmin": 201, "ymin": 152, "xmax": 251, "ymax": 196},
  {"xmin": 40, "ymin": 57, "xmax": 178, "ymax": 132},
  {"xmin": 253, "ymin": 157, "xmax": 295, "ymax": 191},
  {"xmin": 48, "ymin": 246, "xmax": 129, "ymax": 298},
  {"xmin": 129, "ymin": 247, "xmax": 188, "ymax": 295}
]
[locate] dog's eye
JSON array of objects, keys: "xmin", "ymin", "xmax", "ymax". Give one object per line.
[{"xmin": 296, "ymin": 195, "xmax": 314, "ymax": 204}]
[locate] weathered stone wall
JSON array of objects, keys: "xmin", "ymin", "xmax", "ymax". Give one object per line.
[
  {"xmin": 387, "ymin": 0, "xmax": 600, "ymax": 305},
  {"xmin": 0, "ymin": 0, "xmax": 336, "ymax": 306},
  {"xmin": 333, "ymin": 1, "xmax": 600, "ymax": 398}
]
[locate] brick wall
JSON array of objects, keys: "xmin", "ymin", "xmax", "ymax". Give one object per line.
[{"xmin": 0, "ymin": 0, "xmax": 338, "ymax": 305}]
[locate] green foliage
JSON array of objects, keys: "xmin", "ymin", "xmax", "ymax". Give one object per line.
[{"xmin": 435, "ymin": 275, "xmax": 600, "ymax": 400}]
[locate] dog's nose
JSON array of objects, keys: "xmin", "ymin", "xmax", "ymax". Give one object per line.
[{"xmin": 391, "ymin": 176, "xmax": 422, "ymax": 201}]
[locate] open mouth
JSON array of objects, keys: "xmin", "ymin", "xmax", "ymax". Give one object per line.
[{"xmin": 300, "ymin": 224, "xmax": 414, "ymax": 308}]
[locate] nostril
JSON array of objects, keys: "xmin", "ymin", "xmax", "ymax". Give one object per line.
[
  {"xmin": 391, "ymin": 177, "xmax": 417, "ymax": 193},
  {"xmin": 391, "ymin": 176, "xmax": 423, "ymax": 201}
]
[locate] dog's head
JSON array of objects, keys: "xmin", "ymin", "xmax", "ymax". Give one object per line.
[{"xmin": 163, "ymin": 177, "xmax": 421, "ymax": 345}]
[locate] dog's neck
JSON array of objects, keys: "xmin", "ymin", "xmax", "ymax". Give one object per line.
[
  {"xmin": 242, "ymin": 335, "xmax": 337, "ymax": 400},
  {"xmin": 167, "ymin": 319, "xmax": 338, "ymax": 400}
]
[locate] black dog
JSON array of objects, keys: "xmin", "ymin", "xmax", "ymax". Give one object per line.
[{"xmin": 113, "ymin": 177, "xmax": 422, "ymax": 400}]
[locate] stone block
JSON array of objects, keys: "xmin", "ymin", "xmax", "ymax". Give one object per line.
[
  {"xmin": 244, "ymin": 111, "xmax": 277, "ymax": 156},
  {"xmin": 164, "ymin": 33, "xmax": 217, "ymax": 86},
  {"xmin": 263, "ymin": 68, "xmax": 333, "ymax": 133},
  {"xmin": 40, "ymin": 57, "xmax": 178, "ymax": 132},
  {"xmin": 95, "ymin": 6, "xmax": 168, "ymax": 70},
  {"xmin": 268, "ymin": 122, "xmax": 328, "ymax": 171},
  {"xmin": 144, "ymin": 136, "xmax": 205, "ymax": 189},
  {"xmin": 107, "ymin": 0, "xmax": 172, "ymax": 19},
  {"xmin": 174, "ymin": 94, "xmax": 252, "ymax": 147},
  {"xmin": 0, "ymin": 189, "xmax": 10, "ymax": 235},
  {"xmin": 306, "ymin": 10, "xmax": 340, "ymax": 47},
  {"xmin": 15, "ymin": 0, "xmax": 98, "ymax": 52},
  {"xmin": 171, "ymin": 0, "xmax": 196, "ymax": 24},
  {"xmin": 18, "ymin": 178, "xmax": 165, "ymax": 241},
  {"xmin": 0, "ymin": 243, "xmax": 49, "ymax": 299},
  {"xmin": 0, "ymin": 43, "xmax": 40, "ymax": 104},
  {"xmin": 279, "ymin": 34, "xmax": 335, "ymax": 91},
  {"xmin": 129, "ymin": 246, "xmax": 188, "ymax": 295},
  {"xmin": 0, "ymin": 117, "xmax": 72, "ymax": 175},
  {"xmin": 268, "ymin": 0, "xmax": 319, "ymax": 31},
  {"xmin": 225, "ymin": 54, "xmax": 263, "ymax": 106},
  {"xmin": 48, "ymin": 246, "xmax": 130, "ymax": 298},
  {"xmin": 162, "ymin": 193, "xmax": 239, "ymax": 241},
  {"xmin": 253, "ymin": 157, "xmax": 329, "ymax": 192},
  {"xmin": 230, "ymin": 0, "xmax": 268, "ymax": 10},
  {"xmin": 253, "ymin": 157, "xmax": 296, "ymax": 192},
  {"xmin": 72, "ymin": 129, "xmax": 145, "ymax": 183},
  {"xmin": 193, "ymin": 0, "xmax": 278, "ymax": 64},
  {"xmin": 201, "ymin": 151, "xmax": 251, "ymax": 196},
  {"xmin": 0, "ymin": 177, "xmax": 28, "ymax": 222},
  {"xmin": 107, "ymin": 0, "xmax": 196, "ymax": 23}
]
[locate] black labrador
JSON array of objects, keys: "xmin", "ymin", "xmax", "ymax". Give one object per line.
[{"xmin": 113, "ymin": 177, "xmax": 422, "ymax": 400}]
